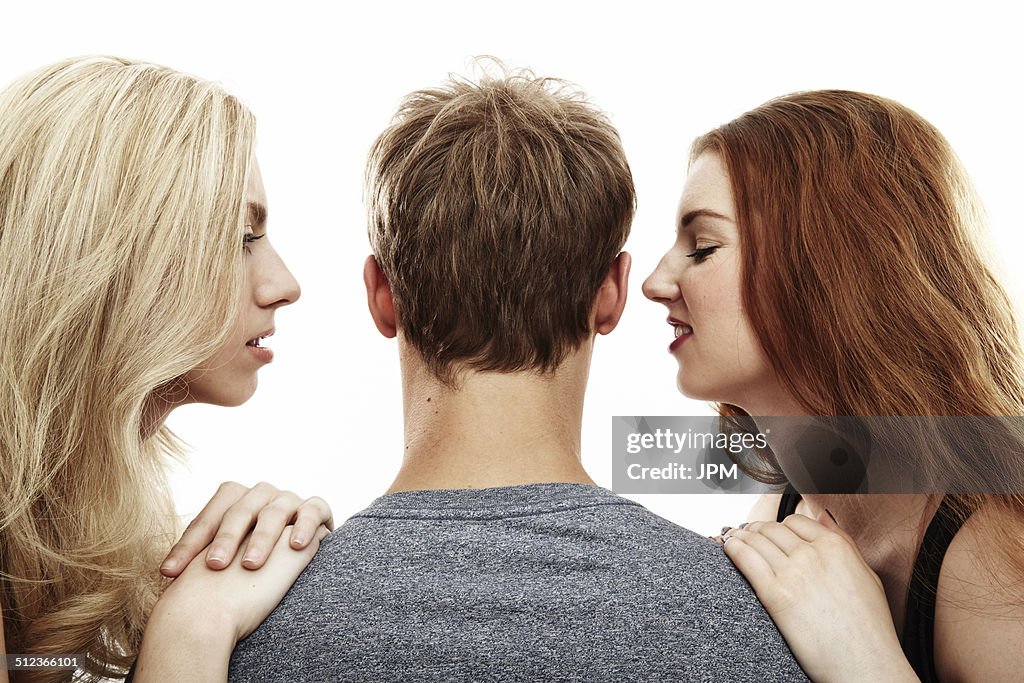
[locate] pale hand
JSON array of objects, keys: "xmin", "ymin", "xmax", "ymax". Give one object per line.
[
  {"xmin": 157, "ymin": 523, "xmax": 329, "ymax": 640},
  {"xmin": 135, "ymin": 524, "xmax": 329, "ymax": 682},
  {"xmin": 721, "ymin": 510, "xmax": 920, "ymax": 683},
  {"xmin": 159, "ymin": 481, "xmax": 334, "ymax": 577}
]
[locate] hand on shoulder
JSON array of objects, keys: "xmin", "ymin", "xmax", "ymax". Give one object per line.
[
  {"xmin": 721, "ymin": 510, "xmax": 919, "ymax": 682},
  {"xmin": 160, "ymin": 481, "xmax": 333, "ymax": 577},
  {"xmin": 156, "ymin": 522, "xmax": 329, "ymax": 641},
  {"xmin": 134, "ymin": 480, "xmax": 333, "ymax": 682},
  {"xmin": 135, "ymin": 523, "xmax": 329, "ymax": 682}
]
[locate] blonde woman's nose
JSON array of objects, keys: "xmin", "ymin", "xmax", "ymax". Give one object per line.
[{"xmin": 258, "ymin": 247, "xmax": 301, "ymax": 308}]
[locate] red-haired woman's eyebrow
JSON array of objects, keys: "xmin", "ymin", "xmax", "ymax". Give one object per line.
[{"xmin": 680, "ymin": 208, "xmax": 733, "ymax": 229}]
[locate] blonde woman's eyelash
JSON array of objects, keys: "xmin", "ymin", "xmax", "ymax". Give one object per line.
[{"xmin": 243, "ymin": 225, "xmax": 264, "ymax": 253}]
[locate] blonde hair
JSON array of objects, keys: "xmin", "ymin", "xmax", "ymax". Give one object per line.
[{"xmin": 0, "ymin": 56, "xmax": 255, "ymax": 681}]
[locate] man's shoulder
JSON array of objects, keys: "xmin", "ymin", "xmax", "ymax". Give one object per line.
[
  {"xmin": 307, "ymin": 490, "xmax": 726, "ymax": 568},
  {"xmin": 274, "ymin": 490, "xmax": 772, "ymax": 625},
  {"xmin": 230, "ymin": 488, "xmax": 809, "ymax": 682},
  {"xmin": 292, "ymin": 489, "xmax": 750, "ymax": 588}
]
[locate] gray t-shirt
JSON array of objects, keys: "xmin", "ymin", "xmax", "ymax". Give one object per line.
[{"xmin": 229, "ymin": 483, "xmax": 807, "ymax": 682}]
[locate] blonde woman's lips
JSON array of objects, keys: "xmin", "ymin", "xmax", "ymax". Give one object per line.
[{"xmin": 245, "ymin": 328, "xmax": 275, "ymax": 363}]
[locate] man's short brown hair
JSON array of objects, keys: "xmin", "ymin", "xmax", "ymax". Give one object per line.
[{"xmin": 366, "ymin": 66, "xmax": 635, "ymax": 385}]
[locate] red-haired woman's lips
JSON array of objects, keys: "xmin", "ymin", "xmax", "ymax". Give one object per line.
[{"xmin": 668, "ymin": 318, "xmax": 693, "ymax": 352}]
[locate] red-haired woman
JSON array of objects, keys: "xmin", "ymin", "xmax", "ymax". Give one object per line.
[{"xmin": 643, "ymin": 90, "xmax": 1024, "ymax": 682}]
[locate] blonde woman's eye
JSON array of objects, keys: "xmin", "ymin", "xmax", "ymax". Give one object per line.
[
  {"xmin": 685, "ymin": 246, "xmax": 718, "ymax": 263},
  {"xmin": 243, "ymin": 231, "xmax": 264, "ymax": 254}
]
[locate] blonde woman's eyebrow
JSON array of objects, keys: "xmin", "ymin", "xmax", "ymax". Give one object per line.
[{"xmin": 247, "ymin": 201, "xmax": 268, "ymax": 227}]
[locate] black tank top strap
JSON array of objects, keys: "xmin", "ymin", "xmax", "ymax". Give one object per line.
[
  {"xmin": 776, "ymin": 490, "xmax": 802, "ymax": 522},
  {"xmin": 902, "ymin": 495, "xmax": 966, "ymax": 683}
]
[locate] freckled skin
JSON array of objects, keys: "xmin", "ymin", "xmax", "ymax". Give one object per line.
[{"xmin": 642, "ymin": 153, "xmax": 789, "ymax": 414}]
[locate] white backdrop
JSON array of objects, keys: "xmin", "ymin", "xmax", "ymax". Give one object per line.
[{"xmin": 2, "ymin": 2, "xmax": 1021, "ymax": 538}]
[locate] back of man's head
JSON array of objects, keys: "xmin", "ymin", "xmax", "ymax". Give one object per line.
[{"xmin": 366, "ymin": 64, "xmax": 635, "ymax": 385}]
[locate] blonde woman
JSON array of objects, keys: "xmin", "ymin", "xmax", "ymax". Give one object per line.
[{"xmin": 0, "ymin": 57, "xmax": 332, "ymax": 682}]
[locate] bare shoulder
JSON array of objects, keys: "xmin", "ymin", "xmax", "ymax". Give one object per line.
[
  {"xmin": 934, "ymin": 508, "xmax": 1024, "ymax": 683},
  {"xmin": 746, "ymin": 493, "xmax": 783, "ymax": 522},
  {"xmin": 746, "ymin": 493, "xmax": 815, "ymax": 523}
]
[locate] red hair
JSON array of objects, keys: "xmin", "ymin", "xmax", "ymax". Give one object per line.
[{"xmin": 696, "ymin": 90, "xmax": 1024, "ymax": 586}]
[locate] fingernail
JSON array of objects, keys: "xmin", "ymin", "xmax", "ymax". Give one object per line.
[
  {"xmin": 160, "ymin": 558, "xmax": 178, "ymax": 573},
  {"xmin": 291, "ymin": 535, "xmax": 305, "ymax": 547},
  {"xmin": 242, "ymin": 551, "xmax": 260, "ymax": 566},
  {"xmin": 826, "ymin": 509, "xmax": 838, "ymax": 524},
  {"xmin": 207, "ymin": 551, "xmax": 226, "ymax": 565},
  {"xmin": 738, "ymin": 522, "xmax": 750, "ymax": 530},
  {"xmin": 720, "ymin": 526, "xmax": 733, "ymax": 536}
]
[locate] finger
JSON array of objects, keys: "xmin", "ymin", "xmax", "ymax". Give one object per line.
[
  {"xmin": 782, "ymin": 512, "xmax": 862, "ymax": 561},
  {"xmin": 778, "ymin": 511, "xmax": 835, "ymax": 543},
  {"xmin": 289, "ymin": 497, "xmax": 334, "ymax": 549},
  {"xmin": 257, "ymin": 525, "xmax": 325, "ymax": 576},
  {"xmin": 204, "ymin": 481, "xmax": 281, "ymax": 569},
  {"xmin": 747, "ymin": 521, "xmax": 807, "ymax": 556},
  {"xmin": 724, "ymin": 527, "xmax": 789, "ymax": 569},
  {"xmin": 239, "ymin": 495, "xmax": 303, "ymax": 569},
  {"xmin": 161, "ymin": 481, "xmax": 248, "ymax": 577},
  {"xmin": 295, "ymin": 524, "xmax": 330, "ymax": 556},
  {"xmin": 275, "ymin": 524, "xmax": 329, "ymax": 567},
  {"xmin": 722, "ymin": 535, "xmax": 776, "ymax": 588}
]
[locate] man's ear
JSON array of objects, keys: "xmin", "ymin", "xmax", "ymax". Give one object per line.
[
  {"xmin": 363, "ymin": 255, "xmax": 397, "ymax": 339},
  {"xmin": 592, "ymin": 251, "xmax": 631, "ymax": 335}
]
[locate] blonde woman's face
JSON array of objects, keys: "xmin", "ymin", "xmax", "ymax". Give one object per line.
[
  {"xmin": 183, "ymin": 158, "xmax": 301, "ymax": 406},
  {"xmin": 642, "ymin": 153, "xmax": 778, "ymax": 412}
]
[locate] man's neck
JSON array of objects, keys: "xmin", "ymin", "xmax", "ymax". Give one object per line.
[{"xmin": 387, "ymin": 344, "xmax": 596, "ymax": 493}]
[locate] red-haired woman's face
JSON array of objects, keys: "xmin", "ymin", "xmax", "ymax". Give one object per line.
[{"xmin": 642, "ymin": 153, "xmax": 783, "ymax": 413}]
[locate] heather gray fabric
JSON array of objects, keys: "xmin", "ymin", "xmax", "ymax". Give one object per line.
[{"xmin": 229, "ymin": 483, "xmax": 808, "ymax": 682}]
